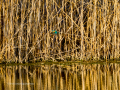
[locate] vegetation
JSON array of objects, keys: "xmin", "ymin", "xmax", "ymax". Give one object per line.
[{"xmin": 0, "ymin": 0, "xmax": 120, "ymax": 63}]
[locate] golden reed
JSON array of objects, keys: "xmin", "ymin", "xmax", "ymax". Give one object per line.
[{"xmin": 0, "ymin": 0, "xmax": 120, "ymax": 63}]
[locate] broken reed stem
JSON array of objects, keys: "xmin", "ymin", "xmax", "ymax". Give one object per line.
[{"xmin": 0, "ymin": 0, "xmax": 120, "ymax": 63}]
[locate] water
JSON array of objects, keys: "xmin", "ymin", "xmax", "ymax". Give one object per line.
[{"xmin": 0, "ymin": 62, "xmax": 120, "ymax": 90}]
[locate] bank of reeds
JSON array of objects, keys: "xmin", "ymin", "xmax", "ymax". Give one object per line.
[
  {"xmin": 0, "ymin": 63, "xmax": 120, "ymax": 90},
  {"xmin": 0, "ymin": 0, "xmax": 120, "ymax": 63}
]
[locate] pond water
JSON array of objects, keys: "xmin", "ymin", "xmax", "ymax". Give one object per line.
[{"xmin": 0, "ymin": 62, "xmax": 120, "ymax": 90}]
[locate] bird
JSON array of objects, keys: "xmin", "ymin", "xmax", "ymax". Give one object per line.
[{"xmin": 51, "ymin": 30, "xmax": 60, "ymax": 35}]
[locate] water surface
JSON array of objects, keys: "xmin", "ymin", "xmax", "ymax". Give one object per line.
[{"xmin": 0, "ymin": 62, "xmax": 120, "ymax": 90}]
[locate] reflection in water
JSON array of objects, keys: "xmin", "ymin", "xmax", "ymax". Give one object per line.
[{"xmin": 0, "ymin": 63, "xmax": 120, "ymax": 90}]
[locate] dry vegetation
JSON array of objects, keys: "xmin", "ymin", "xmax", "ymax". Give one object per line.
[
  {"xmin": 0, "ymin": 0, "xmax": 120, "ymax": 63},
  {"xmin": 0, "ymin": 63, "xmax": 120, "ymax": 90}
]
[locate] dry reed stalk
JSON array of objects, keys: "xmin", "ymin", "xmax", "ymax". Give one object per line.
[
  {"xmin": 71, "ymin": 0, "xmax": 74, "ymax": 59},
  {"xmin": 89, "ymin": 0, "xmax": 93, "ymax": 60},
  {"xmin": 19, "ymin": 0, "xmax": 23, "ymax": 63},
  {"xmin": 32, "ymin": 0, "xmax": 35, "ymax": 62},
  {"xmin": 10, "ymin": 0, "xmax": 15, "ymax": 61},
  {"xmin": 115, "ymin": 0, "xmax": 120, "ymax": 59},
  {"xmin": 26, "ymin": 0, "xmax": 30, "ymax": 62},
  {"xmin": 113, "ymin": 0, "xmax": 117, "ymax": 59},
  {"xmin": 14, "ymin": 0, "xmax": 19, "ymax": 62},
  {"xmin": 80, "ymin": 0, "xmax": 84, "ymax": 60},
  {"xmin": 36, "ymin": 2, "xmax": 40, "ymax": 58},
  {"xmin": 74, "ymin": 0, "xmax": 78, "ymax": 59},
  {"xmin": 46, "ymin": 0, "xmax": 49, "ymax": 59},
  {"xmin": 0, "ymin": 0, "xmax": 2, "ymax": 53},
  {"xmin": 64, "ymin": 0, "xmax": 67, "ymax": 57},
  {"xmin": 93, "ymin": 0, "xmax": 97, "ymax": 59},
  {"xmin": 4, "ymin": 1, "xmax": 9, "ymax": 60},
  {"xmin": 42, "ymin": 0, "xmax": 45, "ymax": 60}
]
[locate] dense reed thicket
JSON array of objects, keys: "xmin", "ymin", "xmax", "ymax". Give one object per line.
[
  {"xmin": 0, "ymin": 0, "xmax": 120, "ymax": 63},
  {"xmin": 0, "ymin": 63, "xmax": 120, "ymax": 90}
]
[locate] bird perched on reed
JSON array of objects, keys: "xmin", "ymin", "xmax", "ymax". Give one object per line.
[
  {"xmin": 50, "ymin": 30, "xmax": 60, "ymax": 43},
  {"xmin": 51, "ymin": 30, "xmax": 60, "ymax": 35}
]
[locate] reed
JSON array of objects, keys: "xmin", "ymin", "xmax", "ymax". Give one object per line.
[{"xmin": 0, "ymin": 0, "xmax": 120, "ymax": 63}]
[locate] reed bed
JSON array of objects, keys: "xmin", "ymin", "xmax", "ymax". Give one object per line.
[
  {"xmin": 0, "ymin": 63, "xmax": 120, "ymax": 90},
  {"xmin": 0, "ymin": 0, "xmax": 120, "ymax": 63}
]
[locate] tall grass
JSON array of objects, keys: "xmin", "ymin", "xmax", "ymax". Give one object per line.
[{"xmin": 0, "ymin": 0, "xmax": 120, "ymax": 63}]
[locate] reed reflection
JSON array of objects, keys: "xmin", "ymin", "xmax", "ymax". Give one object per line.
[{"xmin": 0, "ymin": 63, "xmax": 120, "ymax": 90}]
